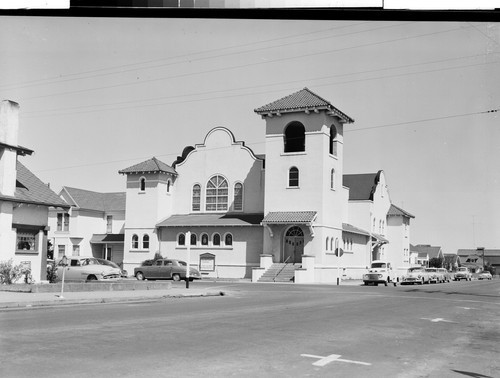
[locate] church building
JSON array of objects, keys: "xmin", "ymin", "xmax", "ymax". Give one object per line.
[{"xmin": 119, "ymin": 88, "xmax": 414, "ymax": 283}]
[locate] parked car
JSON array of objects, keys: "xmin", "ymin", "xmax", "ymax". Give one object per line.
[
  {"xmin": 134, "ymin": 259, "xmax": 202, "ymax": 281},
  {"xmin": 454, "ymin": 267, "xmax": 472, "ymax": 281},
  {"xmin": 477, "ymin": 271, "xmax": 492, "ymax": 280},
  {"xmin": 425, "ymin": 268, "xmax": 440, "ymax": 283},
  {"xmin": 401, "ymin": 267, "xmax": 430, "ymax": 285},
  {"xmin": 96, "ymin": 258, "xmax": 128, "ymax": 278},
  {"xmin": 56, "ymin": 256, "xmax": 122, "ymax": 282},
  {"xmin": 437, "ymin": 268, "xmax": 452, "ymax": 282},
  {"xmin": 363, "ymin": 260, "xmax": 397, "ymax": 286}
]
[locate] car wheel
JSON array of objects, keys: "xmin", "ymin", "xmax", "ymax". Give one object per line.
[
  {"xmin": 135, "ymin": 271, "xmax": 145, "ymax": 281},
  {"xmin": 172, "ymin": 273, "xmax": 181, "ymax": 282},
  {"xmin": 87, "ymin": 275, "xmax": 97, "ymax": 281}
]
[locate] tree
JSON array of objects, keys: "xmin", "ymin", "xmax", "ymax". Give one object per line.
[{"xmin": 429, "ymin": 257, "xmax": 444, "ymax": 268}]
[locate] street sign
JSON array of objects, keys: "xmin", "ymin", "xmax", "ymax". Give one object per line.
[{"xmin": 335, "ymin": 248, "xmax": 343, "ymax": 257}]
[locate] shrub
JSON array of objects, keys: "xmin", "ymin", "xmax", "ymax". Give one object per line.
[
  {"xmin": 0, "ymin": 259, "xmax": 23, "ymax": 285},
  {"xmin": 46, "ymin": 261, "xmax": 58, "ymax": 283},
  {"xmin": 142, "ymin": 251, "xmax": 164, "ymax": 266}
]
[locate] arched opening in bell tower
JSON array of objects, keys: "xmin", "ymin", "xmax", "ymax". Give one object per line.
[{"xmin": 284, "ymin": 121, "xmax": 305, "ymax": 153}]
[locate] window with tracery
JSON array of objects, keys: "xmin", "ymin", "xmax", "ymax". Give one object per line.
[{"xmin": 206, "ymin": 175, "xmax": 228, "ymax": 211}]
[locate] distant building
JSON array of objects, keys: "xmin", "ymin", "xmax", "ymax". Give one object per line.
[
  {"xmin": 457, "ymin": 249, "xmax": 500, "ymax": 273},
  {"xmin": 0, "ymin": 100, "xmax": 69, "ymax": 282},
  {"xmin": 117, "ymin": 88, "xmax": 415, "ymax": 283},
  {"xmin": 410, "ymin": 244, "xmax": 443, "ymax": 267},
  {"xmin": 48, "ymin": 187, "xmax": 126, "ymax": 265}
]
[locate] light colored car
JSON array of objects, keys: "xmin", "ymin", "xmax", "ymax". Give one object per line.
[
  {"xmin": 363, "ymin": 260, "xmax": 397, "ymax": 286},
  {"xmin": 134, "ymin": 259, "xmax": 202, "ymax": 281},
  {"xmin": 437, "ymin": 268, "xmax": 452, "ymax": 282},
  {"xmin": 56, "ymin": 256, "xmax": 122, "ymax": 282},
  {"xmin": 454, "ymin": 267, "xmax": 472, "ymax": 281},
  {"xmin": 424, "ymin": 268, "xmax": 441, "ymax": 283},
  {"xmin": 401, "ymin": 267, "xmax": 430, "ymax": 285},
  {"xmin": 477, "ymin": 271, "xmax": 492, "ymax": 280}
]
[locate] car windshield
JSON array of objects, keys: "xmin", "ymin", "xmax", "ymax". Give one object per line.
[
  {"xmin": 96, "ymin": 259, "xmax": 119, "ymax": 268},
  {"xmin": 177, "ymin": 261, "xmax": 187, "ymax": 266},
  {"xmin": 426, "ymin": 268, "xmax": 436, "ymax": 272},
  {"xmin": 408, "ymin": 268, "xmax": 423, "ymax": 272},
  {"xmin": 372, "ymin": 263, "xmax": 386, "ymax": 268},
  {"xmin": 458, "ymin": 268, "xmax": 467, "ymax": 271}
]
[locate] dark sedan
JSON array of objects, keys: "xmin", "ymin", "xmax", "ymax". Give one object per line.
[{"xmin": 134, "ymin": 259, "xmax": 202, "ymax": 281}]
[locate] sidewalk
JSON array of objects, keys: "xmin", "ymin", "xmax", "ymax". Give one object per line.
[{"xmin": 0, "ymin": 282, "xmax": 225, "ymax": 310}]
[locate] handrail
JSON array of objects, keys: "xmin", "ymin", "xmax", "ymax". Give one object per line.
[{"xmin": 273, "ymin": 256, "xmax": 291, "ymax": 282}]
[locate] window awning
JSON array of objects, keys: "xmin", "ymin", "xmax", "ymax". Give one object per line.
[
  {"xmin": 90, "ymin": 234, "xmax": 125, "ymax": 244},
  {"xmin": 261, "ymin": 211, "xmax": 317, "ymax": 225}
]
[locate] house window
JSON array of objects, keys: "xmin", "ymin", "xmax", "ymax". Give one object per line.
[
  {"xmin": 329, "ymin": 125, "xmax": 338, "ymax": 156},
  {"xmin": 289, "ymin": 167, "xmax": 299, "ymax": 187},
  {"xmin": 178, "ymin": 233, "xmax": 185, "ymax": 246},
  {"xmin": 64, "ymin": 213, "xmax": 70, "ymax": 231},
  {"xmin": 16, "ymin": 231, "xmax": 37, "ymax": 251},
  {"xmin": 142, "ymin": 234, "xmax": 149, "ymax": 249},
  {"xmin": 224, "ymin": 233, "xmax": 233, "ymax": 246},
  {"xmin": 106, "ymin": 215, "xmax": 113, "ymax": 233},
  {"xmin": 167, "ymin": 180, "xmax": 171, "ymax": 193},
  {"xmin": 206, "ymin": 175, "xmax": 228, "ymax": 211},
  {"xmin": 132, "ymin": 234, "xmax": 139, "ymax": 249},
  {"xmin": 140, "ymin": 177, "xmax": 146, "ymax": 192},
  {"xmin": 213, "ymin": 233, "xmax": 221, "ymax": 246},
  {"xmin": 330, "ymin": 168, "xmax": 335, "ymax": 190},
  {"xmin": 284, "ymin": 121, "xmax": 305, "ymax": 153},
  {"xmin": 190, "ymin": 233, "xmax": 197, "ymax": 246},
  {"xmin": 192, "ymin": 184, "xmax": 201, "ymax": 212},
  {"xmin": 72, "ymin": 245, "xmax": 80, "ymax": 256},
  {"xmin": 57, "ymin": 213, "xmax": 69, "ymax": 231},
  {"xmin": 57, "ymin": 213, "xmax": 63, "ymax": 231},
  {"xmin": 233, "ymin": 182, "xmax": 243, "ymax": 211},
  {"xmin": 201, "ymin": 233, "xmax": 209, "ymax": 246},
  {"xmin": 58, "ymin": 245, "xmax": 65, "ymax": 258}
]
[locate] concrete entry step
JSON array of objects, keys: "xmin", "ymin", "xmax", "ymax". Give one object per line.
[{"xmin": 258, "ymin": 263, "xmax": 301, "ymax": 283}]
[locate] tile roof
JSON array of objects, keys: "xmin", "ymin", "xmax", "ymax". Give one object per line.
[
  {"xmin": 254, "ymin": 88, "xmax": 354, "ymax": 123},
  {"xmin": 157, "ymin": 213, "xmax": 264, "ymax": 227},
  {"xmin": 343, "ymin": 172, "xmax": 380, "ymax": 201},
  {"xmin": 119, "ymin": 157, "xmax": 177, "ymax": 175},
  {"xmin": 411, "ymin": 244, "xmax": 443, "ymax": 259},
  {"xmin": 0, "ymin": 161, "xmax": 69, "ymax": 208},
  {"xmin": 63, "ymin": 187, "xmax": 126, "ymax": 212},
  {"xmin": 388, "ymin": 204, "xmax": 415, "ymax": 219},
  {"xmin": 261, "ymin": 211, "xmax": 317, "ymax": 224}
]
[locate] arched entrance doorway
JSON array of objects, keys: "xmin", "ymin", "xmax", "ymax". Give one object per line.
[{"xmin": 284, "ymin": 226, "xmax": 304, "ymax": 263}]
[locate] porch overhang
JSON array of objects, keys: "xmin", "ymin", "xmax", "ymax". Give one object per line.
[
  {"xmin": 90, "ymin": 233, "xmax": 125, "ymax": 244},
  {"xmin": 261, "ymin": 211, "xmax": 317, "ymax": 237}
]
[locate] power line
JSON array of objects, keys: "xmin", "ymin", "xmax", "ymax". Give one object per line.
[
  {"xmin": 0, "ymin": 21, "xmax": 376, "ymax": 90},
  {"xmin": 21, "ymin": 57, "xmax": 498, "ymax": 119},
  {"xmin": 18, "ymin": 24, "xmax": 471, "ymax": 102},
  {"xmin": 34, "ymin": 107, "xmax": 498, "ymax": 174}
]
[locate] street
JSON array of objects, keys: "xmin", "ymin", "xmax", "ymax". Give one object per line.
[{"xmin": 1, "ymin": 280, "xmax": 499, "ymax": 378}]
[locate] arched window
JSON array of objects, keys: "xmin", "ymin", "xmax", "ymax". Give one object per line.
[
  {"xmin": 233, "ymin": 182, "xmax": 243, "ymax": 211},
  {"xmin": 177, "ymin": 233, "xmax": 185, "ymax": 246},
  {"xmin": 190, "ymin": 233, "xmax": 197, "ymax": 246},
  {"xmin": 373, "ymin": 218, "xmax": 376, "ymax": 232},
  {"xmin": 140, "ymin": 177, "xmax": 146, "ymax": 192},
  {"xmin": 166, "ymin": 180, "xmax": 171, "ymax": 193},
  {"xmin": 206, "ymin": 175, "xmax": 228, "ymax": 211},
  {"xmin": 326, "ymin": 237, "xmax": 329, "ymax": 250},
  {"xmin": 192, "ymin": 184, "xmax": 201, "ymax": 211},
  {"xmin": 201, "ymin": 233, "xmax": 209, "ymax": 246},
  {"xmin": 213, "ymin": 233, "xmax": 221, "ymax": 246},
  {"xmin": 224, "ymin": 233, "xmax": 233, "ymax": 246},
  {"xmin": 335, "ymin": 238, "xmax": 339, "ymax": 252},
  {"xmin": 379, "ymin": 220, "xmax": 382, "ymax": 234},
  {"xmin": 131, "ymin": 234, "xmax": 139, "ymax": 249},
  {"xmin": 330, "ymin": 238, "xmax": 333, "ymax": 251},
  {"xmin": 284, "ymin": 122, "xmax": 305, "ymax": 153},
  {"xmin": 289, "ymin": 167, "xmax": 299, "ymax": 187},
  {"xmin": 330, "ymin": 168, "xmax": 336, "ymax": 190},
  {"xmin": 329, "ymin": 125, "xmax": 338, "ymax": 155},
  {"xmin": 142, "ymin": 234, "xmax": 149, "ymax": 249}
]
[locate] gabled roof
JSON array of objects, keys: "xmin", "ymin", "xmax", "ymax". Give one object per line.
[
  {"xmin": 343, "ymin": 172, "xmax": 380, "ymax": 201},
  {"xmin": 388, "ymin": 204, "xmax": 415, "ymax": 219},
  {"xmin": 157, "ymin": 213, "xmax": 264, "ymax": 227},
  {"xmin": 62, "ymin": 187, "xmax": 125, "ymax": 212},
  {"xmin": 254, "ymin": 88, "xmax": 354, "ymax": 123},
  {"xmin": 457, "ymin": 249, "xmax": 500, "ymax": 265},
  {"xmin": 342, "ymin": 223, "xmax": 370, "ymax": 236},
  {"xmin": 0, "ymin": 141, "xmax": 33, "ymax": 156},
  {"xmin": 411, "ymin": 244, "xmax": 443, "ymax": 259},
  {"xmin": 0, "ymin": 161, "xmax": 69, "ymax": 208},
  {"xmin": 119, "ymin": 157, "xmax": 177, "ymax": 175}
]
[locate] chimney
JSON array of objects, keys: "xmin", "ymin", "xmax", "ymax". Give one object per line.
[{"xmin": 0, "ymin": 100, "xmax": 20, "ymax": 196}]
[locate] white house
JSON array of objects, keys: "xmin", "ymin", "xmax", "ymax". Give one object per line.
[
  {"xmin": 0, "ymin": 100, "xmax": 69, "ymax": 282},
  {"xmin": 119, "ymin": 88, "xmax": 415, "ymax": 283},
  {"xmin": 48, "ymin": 187, "xmax": 126, "ymax": 265}
]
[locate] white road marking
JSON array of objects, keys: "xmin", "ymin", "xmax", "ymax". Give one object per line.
[
  {"xmin": 301, "ymin": 353, "xmax": 371, "ymax": 367},
  {"xmin": 458, "ymin": 306, "xmax": 477, "ymax": 310},
  {"xmin": 420, "ymin": 317, "xmax": 457, "ymax": 323}
]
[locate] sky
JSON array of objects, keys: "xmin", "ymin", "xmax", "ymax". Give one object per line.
[{"xmin": 0, "ymin": 15, "xmax": 499, "ymax": 254}]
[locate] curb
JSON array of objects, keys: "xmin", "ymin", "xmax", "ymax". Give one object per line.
[{"xmin": 0, "ymin": 290, "xmax": 226, "ymax": 310}]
